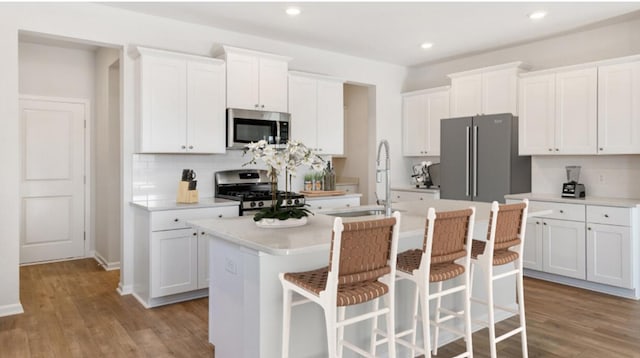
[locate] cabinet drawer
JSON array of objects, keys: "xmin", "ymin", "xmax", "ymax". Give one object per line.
[
  {"xmin": 587, "ymin": 205, "xmax": 631, "ymax": 227},
  {"xmin": 529, "ymin": 201, "xmax": 585, "ymax": 221},
  {"xmin": 151, "ymin": 206, "xmax": 238, "ymax": 231},
  {"xmin": 306, "ymin": 197, "xmax": 360, "ymax": 211}
]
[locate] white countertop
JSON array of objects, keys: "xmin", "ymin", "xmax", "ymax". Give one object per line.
[
  {"xmin": 303, "ymin": 193, "xmax": 362, "ymax": 200},
  {"xmin": 391, "ymin": 186, "xmax": 440, "ymax": 194},
  {"xmin": 505, "ymin": 193, "xmax": 640, "ymax": 208},
  {"xmin": 130, "ymin": 197, "xmax": 240, "ymax": 211},
  {"xmin": 189, "ymin": 198, "xmax": 550, "ymax": 256}
]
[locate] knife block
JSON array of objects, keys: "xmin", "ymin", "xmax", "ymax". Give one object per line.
[{"xmin": 176, "ymin": 181, "xmax": 199, "ymax": 203}]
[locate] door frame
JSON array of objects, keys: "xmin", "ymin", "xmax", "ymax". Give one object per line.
[{"xmin": 19, "ymin": 94, "xmax": 92, "ymax": 263}]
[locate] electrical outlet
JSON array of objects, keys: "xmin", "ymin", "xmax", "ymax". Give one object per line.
[
  {"xmin": 599, "ymin": 174, "xmax": 605, "ymax": 184},
  {"xmin": 225, "ymin": 257, "xmax": 238, "ymax": 275}
]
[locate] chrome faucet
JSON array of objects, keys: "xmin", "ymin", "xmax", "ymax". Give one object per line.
[{"xmin": 376, "ymin": 139, "xmax": 392, "ymax": 217}]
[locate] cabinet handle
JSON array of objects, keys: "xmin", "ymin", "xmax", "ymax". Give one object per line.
[
  {"xmin": 218, "ymin": 214, "xmax": 223, "ymax": 218},
  {"xmin": 318, "ymin": 206, "xmax": 323, "ymax": 210},
  {"xmin": 588, "ymin": 227, "xmax": 592, "ymax": 231},
  {"xmin": 559, "ymin": 210, "xmax": 564, "ymax": 214},
  {"xmin": 346, "ymin": 204, "xmax": 351, "ymax": 207},
  {"xmin": 543, "ymin": 222, "xmax": 547, "ymax": 225},
  {"xmin": 189, "ymin": 145, "xmax": 194, "ymax": 149},
  {"xmin": 548, "ymin": 148, "xmax": 553, "ymax": 152},
  {"xmin": 254, "ymin": 104, "xmax": 259, "ymax": 108},
  {"xmin": 599, "ymin": 148, "xmax": 603, "ymax": 151},
  {"xmin": 181, "ymin": 145, "xmax": 186, "ymax": 149},
  {"xmin": 419, "ymin": 197, "xmax": 424, "ymax": 200},
  {"xmin": 261, "ymin": 104, "xmax": 265, "ymax": 108},
  {"xmin": 192, "ymin": 232, "xmax": 197, "ymax": 236},
  {"xmin": 555, "ymin": 148, "xmax": 559, "ymax": 151},
  {"xmin": 201, "ymin": 231, "xmax": 205, "ymax": 235},
  {"xmin": 174, "ymin": 218, "xmax": 179, "ymax": 222},
  {"xmin": 604, "ymin": 214, "xmax": 609, "ymax": 218},
  {"xmin": 536, "ymin": 221, "xmax": 540, "ymax": 225}
]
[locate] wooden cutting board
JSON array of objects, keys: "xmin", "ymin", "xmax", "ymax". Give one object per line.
[{"xmin": 300, "ymin": 190, "xmax": 347, "ymax": 197}]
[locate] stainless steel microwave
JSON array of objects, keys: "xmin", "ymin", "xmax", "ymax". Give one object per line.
[{"xmin": 226, "ymin": 108, "xmax": 290, "ymax": 149}]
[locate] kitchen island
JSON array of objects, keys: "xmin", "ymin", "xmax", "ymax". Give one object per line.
[{"xmin": 190, "ymin": 199, "xmax": 549, "ymax": 358}]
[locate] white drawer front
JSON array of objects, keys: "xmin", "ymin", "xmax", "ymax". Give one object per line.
[
  {"xmin": 529, "ymin": 201, "xmax": 585, "ymax": 222},
  {"xmin": 307, "ymin": 197, "xmax": 360, "ymax": 211},
  {"xmin": 587, "ymin": 205, "xmax": 631, "ymax": 227},
  {"xmin": 151, "ymin": 206, "xmax": 239, "ymax": 231}
]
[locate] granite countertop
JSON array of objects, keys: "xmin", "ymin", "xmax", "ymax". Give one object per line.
[
  {"xmin": 391, "ymin": 186, "xmax": 440, "ymax": 193},
  {"xmin": 505, "ymin": 193, "xmax": 640, "ymax": 208},
  {"xmin": 189, "ymin": 199, "xmax": 551, "ymax": 256},
  {"xmin": 130, "ymin": 197, "xmax": 240, "ymax": 211}
]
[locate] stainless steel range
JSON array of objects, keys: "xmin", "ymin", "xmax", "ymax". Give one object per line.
[{"xmin": 215, "ymin": 169, "xmax": 305, "ymax": 216}]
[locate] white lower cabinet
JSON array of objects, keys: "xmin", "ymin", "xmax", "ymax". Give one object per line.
[
  {"xmin": 390, "ymin": 189, "xmax": 440, "ymax": 203},
  {"xmin": 542, "ymin": 218, "xmax": 586, "ymax": 280},
  {"xmin": 305, "ymin": 196, "xmax": 360, "ymax": 212},
  {"xmin": 510, "ymin": 197, "xmax": 639, "ymax": 298},
  {"xmin": 134, "ymin": 204, "xmax": 238, "ymax": 307}
]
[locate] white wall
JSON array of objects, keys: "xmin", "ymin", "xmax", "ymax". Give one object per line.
[
  {"xmin": 404, "ymin": 14, "xmax": 640, "ymax": 199},
  {"xmin": 0, "ymin": 2, "xmax": 407, "ymax": 312}
]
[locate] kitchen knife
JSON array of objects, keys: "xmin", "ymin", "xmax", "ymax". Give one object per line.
[{"xmin": 188, "ymin": 180, "xmax": 197, "ymax": 190}]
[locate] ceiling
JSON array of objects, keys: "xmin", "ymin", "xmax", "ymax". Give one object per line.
[{"xmin": 109, "ymin": 2, "xmax": 640, "ymax": 67}]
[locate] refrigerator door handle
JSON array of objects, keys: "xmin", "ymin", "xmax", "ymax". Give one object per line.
[
  {"xmin": 473, "ymin": 125, "xmax": 478, "ymax": 197},
  {"xmin": 465, "ymin": 126, "xmax": 470, "ymax": 197}
]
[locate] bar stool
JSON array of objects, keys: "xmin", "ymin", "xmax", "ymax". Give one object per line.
[
  {"xmin": 394, "ymin": 207, "xmax": 476, "ymax": 358},
  {"xmin": 279, "ymin": 211, "xmax": 401, "ymax": 358},
  {"xmin": 470, "ymin": 199, "xmax": 529, "ymax": 358}
]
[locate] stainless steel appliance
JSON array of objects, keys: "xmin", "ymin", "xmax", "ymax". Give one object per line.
[
  {"xmin": 440, "ymin": 113, "xmax": 531, "ymax": 203},
  {"xmin": 227, "ymin": 108, "xmax": 290, "ymax": 149},
  {"xmin": 562, "ymin": 165, "xmax": 586, "ymax": 198},
  {"xmin": 215, "ymin": 169, "xmax": 305, "ymax": 215},
  {"xmin": 411, "ymin": 161, "xmax": 435, "ymax": 188}
]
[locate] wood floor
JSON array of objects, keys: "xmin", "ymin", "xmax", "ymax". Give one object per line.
[{"xmin": 2, "ymin": 259, "xmax": 640, "ymax": 357}]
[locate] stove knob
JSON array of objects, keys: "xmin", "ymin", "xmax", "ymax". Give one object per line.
[
  {"xmin": 250, "ymin": 202, "xmax": 257, "ymax": 207},
  {"xmin": 287, "ymin": 199, "xmax": 293, "ymax": 205},
  {"xmin": 294, "ymin": 199, "xmax": 300, "ymax": 205},
  {"xmin": 258, "ymin": 201, "xmax": 264, "ymax": 207}
]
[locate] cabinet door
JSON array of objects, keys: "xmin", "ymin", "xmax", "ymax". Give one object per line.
[
  {"xmin": 150, "ymin": 229, "xmax": 198, "ymax": 297},
  {"xmin": 402, "ymin": 93, "xmax": 427, "ymax": 156},
  {"xmin": 226, "ymin": 52, "xmax": 260, "ymax": 110},
  {"xmin": 597, "ymin": 61, "xmax": 640, "ymax": 154},
  {"xmin": 186, "ymin": 61, "xmax": 226, "ymax": 153},
  {"xmin": 426, "ymin": 91, "xmax": 449, "ymax": 156},
  {"xmin": 259, "ymin": 57, "xmax": 288, "ymax": 112},
  {"xmin": 542, "ymin": 219, "xmax": 586, "ymax": 280},
  {"xmin": 288, "ymin": 75, "xmax": 318, "ymax": 148},
  {"xmin": 139, "ymin": 55, "xmax": 187, "ymax": 153},
  {"xmin": 198, "ymin": 232, "xmax": 210, "ymax": 289},
  {"xmin": 555, "ymin": 68, "xmax": 598, "ymax": 154},
  {"xmin": 586, "ymin": 223, "xmax": 632, "ymax": 288},
  {"xmin": 450, "ymin": 74, "xmax": 482, "ymax": 117},
  {"xmin": 518, "ymin": 74, "xmax": 556, "ymax": 155},
  {"xmin": 482, "ymin": 68, "xmax": 519, "ymax": 115},
  {"xmin": 306, "ymin": 197, "xmax": 360, "ymax": 211},
  {"xmin": 316, "ymin": 79, "xmax": 344, "ymax": 155},
  {"xmin": 523, "ymin": 217, "xmax": 544, "ymax": 270}
]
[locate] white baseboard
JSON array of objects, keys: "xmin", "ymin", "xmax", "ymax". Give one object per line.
[
  {"xmin": 93, "ymin": 252, "xmax": 120, "ymax": 271},
  {"xmin": 118, "ymin": 283, "xmax": 133, "ymax": 296},
  {"xmin": 0, "ymin": 303, "xmax": 24, "ymax": 317}
]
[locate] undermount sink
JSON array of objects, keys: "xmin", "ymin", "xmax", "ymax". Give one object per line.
[{"xmin": 325, "ymin": 208, "xmax": 406, "ymax": 218}]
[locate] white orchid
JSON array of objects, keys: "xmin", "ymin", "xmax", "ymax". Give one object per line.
[{"xmin": 243, "ymin": 140, "xmax": 324, "ymax": 178}]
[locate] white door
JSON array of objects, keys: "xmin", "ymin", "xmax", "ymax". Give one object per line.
[
  {"xmin": 186, "ymin": 60, "xmax": 226, "ymax": 153},
  {"xmin": 522, "ymin": 217, "xmax": 544, "ymax": 271},
  {"xmin": 482, "ymin": 68, "xmax": 518, "ymax": 115},
  {"xmin": 518, "ymin": 74, "xmax": 556, "ymax": 155},
  {"xmin": 555, "ymin": 67, "xmax": 598, "ymax": 154},
  {"xmin": 402, "ymin": 93, "xmax": 427, "ymax": 156},
  {"xmin": 226, "ymin": 52, "xmax": 260, "ymax": 110},
  {"xmin": 258, "ymin": 57, "xmax": 288, "ymax": 112},
  {"xmin": 542, "ymin": 218, "xmax": 586, "ymax": 280},
  {"xmin": 450, "ymin": 74, "xmax": 482, "ymax": 117},
  {"xmin": 586, "ymin": 223, "xmax": 632, "ymax": 288},
  {"xmin": 20, "ymin": 98, "xmax": 86, "ymax": 264},
  {"xmin": 288, "ymin": 74, "xmax": 318, "ymax": 148},
  {"xmin": 316, "ymin": 79, "xmax": 344, "ymax": 155},
  {"xmin": 426, "ymin": 90, "xmax": 449, "ymax": 156}
]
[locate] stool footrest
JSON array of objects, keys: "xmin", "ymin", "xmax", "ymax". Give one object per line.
[
  {"xmin": 395, "ymin": 337, "xmax": 427, "ymax": 354},
  {"xmin": 495, "ymin": 327, "xmax": 523, "ymax": 343}
]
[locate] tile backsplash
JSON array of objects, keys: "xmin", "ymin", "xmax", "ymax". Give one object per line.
[{"xmin": 531, "ymin": 155, "xmax": 640, "ymax": 199}]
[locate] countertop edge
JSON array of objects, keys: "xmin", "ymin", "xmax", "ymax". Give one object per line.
[
  {"xmin": 505, "ymin": 193, "xmax": 640, "ymax": 208},
  {"xmin": 130, "ymin": 198, "xmax": 240, "ymax": 211}
]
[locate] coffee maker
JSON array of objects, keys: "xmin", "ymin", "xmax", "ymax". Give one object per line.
[
  {"xmin": 561, "ymin": 165, "xmax": 586, "ymax": 198},
  {"xmin": 411, "ymin": 161, "xmax": 432, "ymax": 188}
]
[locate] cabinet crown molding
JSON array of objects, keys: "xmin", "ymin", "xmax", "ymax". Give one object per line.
[
  {"xmin": 288, "ymin": 70, "xmax": 344, "ymax": 83},
  {"xmin": 132, "ymin": 46, "xmax": 224, "ymax": 64},
  {"xmin": 402, "ymin": 85, "xmax": 450, "ymax": 97},
  {"xmin": 218, "ymin": 45, "xmax": 292, "ymax": 62},
  {"xmin": 447, "ymin": 61, "xmax": 530, "ymax": 79},
  {"xmin": 520, "ymin": 54, "xmax": 640, "ymax": 78}
]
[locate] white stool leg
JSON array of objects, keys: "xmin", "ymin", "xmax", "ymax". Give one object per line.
[
  {"xmin": 486, "ymin": 267, "xmax": 497, "ymax": 358},
  {"xmin": 418, "ymin": 281, "xmax": 432, "ymax": 358},
  {"xmin": 464, "ymin": 266, "xmax": 474, "ymax": 357},
  {"xmin": 408, "ymin": 282, "xmax": 420, "ymax": 358},
  {"xmin": 324, "ymin": 305, "xmax": 338, "ymax": 358},
  {"xmin": 517, "ymin": 261, "xmax": 528, "ymax": 358},
  {"xmin": 338, "ymin": 306, "xmax": 346, "ymax": 358},
  {"xmin": 384, "ymin": 290, "xmax": 397, "ymax": 358},
  {"xmin": 432, "ymin": 281, "xmax": 443, "ymax": 355},
  {"xmin": 282, "ymin": 286, "xmax": 292, "ymax": 358},
  {"xmin": 370, "ymin": 298, "xmax": 379, "ymax": 355}
]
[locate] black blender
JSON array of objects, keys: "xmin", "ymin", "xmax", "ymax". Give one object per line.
[{"xmin": 561, "ymin": 165, "xmax": 586, "ymax": 198}]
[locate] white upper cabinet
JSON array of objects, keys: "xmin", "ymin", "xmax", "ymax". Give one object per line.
[
  {"xmin": 222, "ymin": 46, "xmax": 290, "ymax": 113},
  {"xmin": 135, "ymin": 47, "xmax": 226, "ymax": 154},
  {"xmin": 402, "ymin": 87, "xmax": 449, "ymax": 156},
  {"xmin": 519, "ymin": 67, "xmax": 597, "ymax": 155},
  {"xmin": 597, "ymin": 60, "xmax": 640, "ymax": 154},
  {"xmin": 449, "ymin": 62, "xmax": 526, "ymax": 117},
  {"xmin": 288, "ymin": 71, "xmax": 344, "ymax": 155}
]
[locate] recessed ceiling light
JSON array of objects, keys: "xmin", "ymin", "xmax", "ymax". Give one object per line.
[
  {"xmin": 529, "ymin": 11, "xmax": 547, "ymax": 20},
  {"xmin": 286, "ymin": 7, "xmax": 301, "ymax": 16},
  {"xmin": 421, "ymin": 42, "xmax": 433, "ymax": 50}
]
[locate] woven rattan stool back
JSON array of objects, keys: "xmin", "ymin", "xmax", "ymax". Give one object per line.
[
  {"xmin": 487, "ymin": 202, "xmax": 527, "ymax": 251},
  {"xmin": 424, "ymin": 209, "xmax": 474, "ymax": 265}
]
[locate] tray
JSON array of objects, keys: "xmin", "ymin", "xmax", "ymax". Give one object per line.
[{"xmin": 300, "ymin": 190, "xmax": 347, "ymax": 197}]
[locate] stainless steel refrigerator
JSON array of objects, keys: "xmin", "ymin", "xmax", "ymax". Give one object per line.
[{"xmin": 440, "ymin": 113, "xmax": 531, "ymax": 203}]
